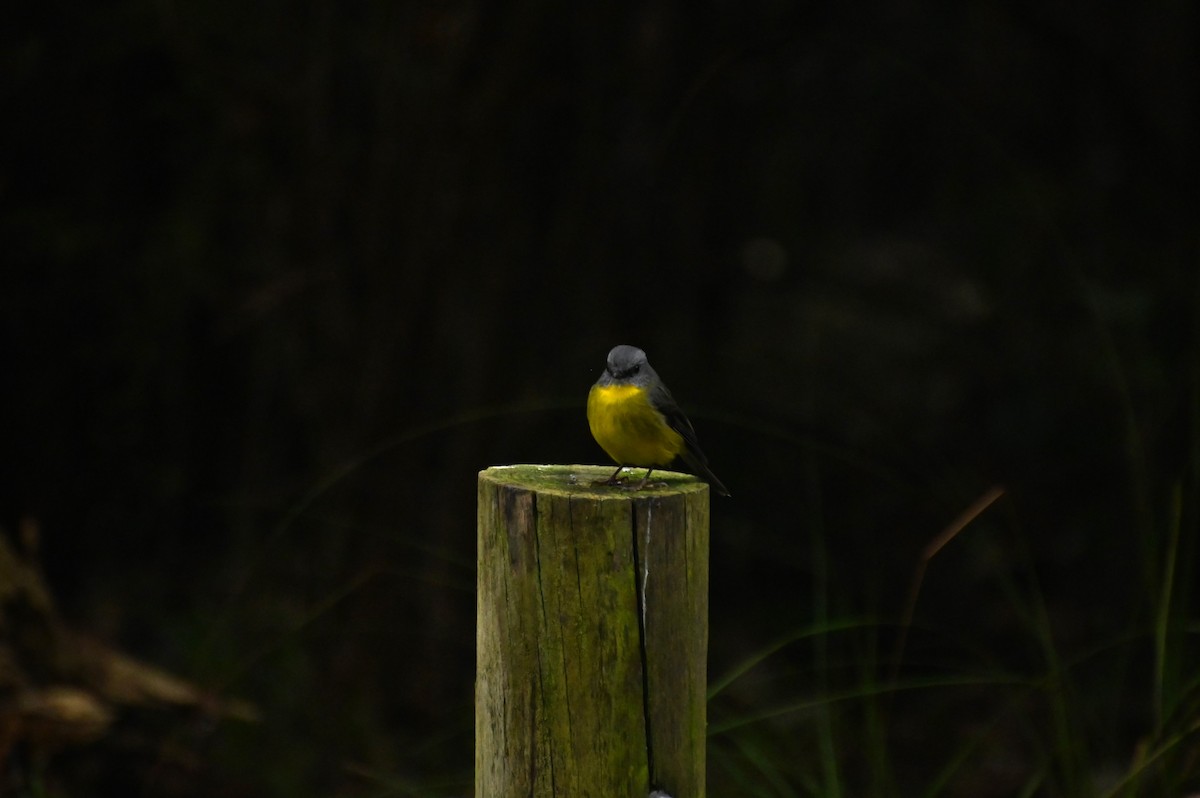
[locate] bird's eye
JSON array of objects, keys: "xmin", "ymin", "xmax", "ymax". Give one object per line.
[{"xmin": 631, "ymin": 364, "xmax": 640, "ymax": 373}]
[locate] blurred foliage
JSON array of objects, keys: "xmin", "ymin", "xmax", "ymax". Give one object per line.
[{"xmin": 2, "ymin": 0, "xmax": 1197, "ymax": 795}]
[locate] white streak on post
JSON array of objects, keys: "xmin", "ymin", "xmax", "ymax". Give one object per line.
[{"xmin": 642, "ymin": 503, "xmax": 652, "ymax": 632}]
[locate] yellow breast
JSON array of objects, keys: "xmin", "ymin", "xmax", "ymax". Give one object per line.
[{"xmin": 587, "ymin": 383, "xmax": 684, "ymax": 467}]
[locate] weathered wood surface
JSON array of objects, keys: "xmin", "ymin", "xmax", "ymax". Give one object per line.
[{"xmin": 476, "ymin": 465, "xmax": 709, "ymax": 798}]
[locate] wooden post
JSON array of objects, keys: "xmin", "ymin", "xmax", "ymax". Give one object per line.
[{"xmin": 476, "ymin": 465, "xmax": 709, "ymax": 798}]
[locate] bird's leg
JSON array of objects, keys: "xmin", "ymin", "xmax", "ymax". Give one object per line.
[
  {"xmin": 628, "ymin": 468, "xmax": 676, "ymax": 492},
  {"xmin": 630, "ymin": 468, "xmax": 669, "ymax": 491},
  {"xmin": 593, "ymin": 465, "xmax": 627, "ymax": 487}
]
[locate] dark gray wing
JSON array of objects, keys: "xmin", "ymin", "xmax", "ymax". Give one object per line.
[{"xmin": 649, "ymin": 380, "xmax": 730, "ymax": 496}]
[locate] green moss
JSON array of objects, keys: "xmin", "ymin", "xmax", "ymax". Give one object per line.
[{"xmin": 482, "ymin": 464, "xmax": 711, "ymax": 498}]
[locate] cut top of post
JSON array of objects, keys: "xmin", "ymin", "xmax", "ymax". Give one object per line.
[{"xmin": 481, "ymin": 464, "xmax": 713, "ymax": 498}]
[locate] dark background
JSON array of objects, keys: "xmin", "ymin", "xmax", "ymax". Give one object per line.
[{"xmin": 3, "ymin": 1, "xmax": 1198, "ymax": 795}]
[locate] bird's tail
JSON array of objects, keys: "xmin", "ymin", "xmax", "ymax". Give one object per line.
[{"xmin": 679, "ymin": 450, "xmax": 730, "ymax": 497}]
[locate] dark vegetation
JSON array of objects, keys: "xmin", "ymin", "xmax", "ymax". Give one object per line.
[{"xmin": 2, "ymin": 1, "xmax": 1197, "ymax": 795}]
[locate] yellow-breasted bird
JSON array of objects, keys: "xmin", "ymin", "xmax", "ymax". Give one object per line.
[{"xmin": 587, "ymin": 344, "xmax": 730, "ymax": 496}]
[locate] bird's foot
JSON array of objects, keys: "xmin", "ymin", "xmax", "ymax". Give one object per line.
[
  {"xmin": 593, "ymin": 468, "xmax": 666, "ymax": 491},
  {"xmin": 624, "ymin": 480, "xmax": 668, "ymax": 491},
  {"xmin": 593, "ymin": 476, "xmax": 630, "ymax": 487},
  {"xmin": 593, "ymin": 466, "xmax": 628, "ymax": 488},
  {"xmin": 628, "ymin": 470, "xmax": 667, "ymax": 491}
]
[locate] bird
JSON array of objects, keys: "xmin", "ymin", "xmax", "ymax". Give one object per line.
[{"xmin": 587, "ymin": 344, "xmax": 730, "ymax": 496}]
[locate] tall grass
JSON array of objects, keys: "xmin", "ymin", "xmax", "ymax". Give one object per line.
[{"xmin": 707, "ymin": 476, "xmax": 1200, "ymax": 797}]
